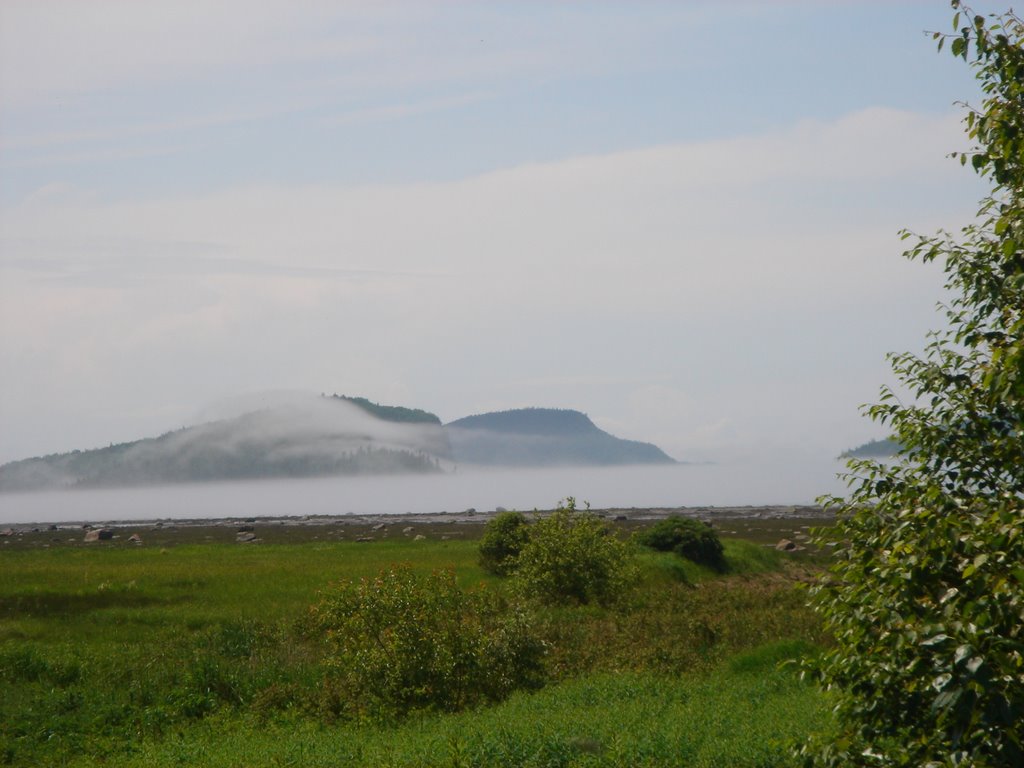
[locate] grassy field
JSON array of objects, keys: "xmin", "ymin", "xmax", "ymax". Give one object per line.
[{"xmin": 1, "ymin": 524, "xmax": 833, "ymax": 767}]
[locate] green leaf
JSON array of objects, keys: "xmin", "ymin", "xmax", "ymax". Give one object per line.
[
  {"xmin": 932, "ymin": 672, "xmax": 953, "ymax": 691},
  {"xmin": 804, "ymin": 7, "xmax": 1024, "ymax": 764},
  {"xmin": 933, "ymin": 688, "xmax": 961, "ymax": 711},
  {"xmin": 955, "ymin": 644, "xmax": 973, "ymax": 665}
]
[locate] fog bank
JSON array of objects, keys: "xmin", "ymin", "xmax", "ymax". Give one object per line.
[{"xmin": 0, "ymin": 456, "xmax": 847, "ymax": 525}]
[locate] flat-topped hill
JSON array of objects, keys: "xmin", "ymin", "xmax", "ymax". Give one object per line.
[
  {"xmin": 445, "ymin": 407, "xmax": 675, "ymax": 466},
  {"xmin": 0, "ymin": 401, "xmax": 678, "ymax": 492}
]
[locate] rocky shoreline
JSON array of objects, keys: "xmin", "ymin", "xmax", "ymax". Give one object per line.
[{"xmin": 0, "ymin": 504, "xmax": 833, "ymax": 551}]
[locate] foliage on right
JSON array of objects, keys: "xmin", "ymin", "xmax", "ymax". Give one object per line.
[{"xmin": 805, "ymin": 4, "xmax": 1024, "ymax": 766}]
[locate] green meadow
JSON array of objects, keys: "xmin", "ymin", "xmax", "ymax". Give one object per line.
[{"xmin": 1, "ymin": 527, "xmax": 835, "ymax": 767}]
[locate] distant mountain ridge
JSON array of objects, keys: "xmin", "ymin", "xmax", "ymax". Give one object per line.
[
  {"xmin": 449, "ymin": 408, "xmax": 601, "ymax": 436},
  {"xmin": 0, "ymin": 396, "xmax": 449, "ymax": 492},
  {"xmin": 446, "ymin": 407, "xmax": 676, "ymax": 466},
  {"xmin": 328, "ymin": 394, "xmax": 441, "ymax": 425},
  {"xmin": 0, "ymin": 399, "xmax": 676, "ymax": 493},
  {"xmin": 841, "ymin": 437, "xmax": 901, "ymax": 459}
]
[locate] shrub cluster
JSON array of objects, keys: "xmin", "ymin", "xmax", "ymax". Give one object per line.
[
  {"xmin": 487, "ymin": 498, "xmax": 637, "ymax": 607},
  {"xmin": 312, "ymin": 565, "xmax": 545, "ymax": 719},
  {"xmin": 478, "ymin": 510, "xmax": 530, "ymax": 576},
  {"xmin": 635, "ymin": 516, "xmax": 726, "ymax": 571}
]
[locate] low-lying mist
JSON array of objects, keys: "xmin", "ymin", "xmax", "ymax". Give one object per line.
[
  {"xmin": 0, "ymin": 393, "xmax": 452, "ymax": 492},
  {"xmin": 0, "ymin": 456, "xmax": 848, "ymax": 525}
]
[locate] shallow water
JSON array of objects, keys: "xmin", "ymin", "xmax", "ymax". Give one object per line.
[{"xmin": 0, "ymin": 456, "xmax": 850, "ymax": 525}]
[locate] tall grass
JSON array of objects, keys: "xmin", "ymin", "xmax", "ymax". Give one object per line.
[
  {"xmin": 1, "ymin": 534, "xmax": 827, "ymax": 767},
  {"xmin": 110, "ymin": 658, "xmax": 831, "ymax": 768}
]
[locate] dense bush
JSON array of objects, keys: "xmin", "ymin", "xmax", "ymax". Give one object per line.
[
  {"xmin": 511, "ymin": 498, "xmax": 637, "ymax": 607},
  {"xmin": 478, "ymin": 510, "xmax": 530, "ymax": 575},
  {"xmin": 805, "ymin": 5, "xmax": 1024, "ymax": 766},
  {"xmin": 312, "ymin": 565, "xmax": 545, "ymax": 719},
  {"xmin": 635, "ymin": 516, "xmax": 726, "ymax": 571}
]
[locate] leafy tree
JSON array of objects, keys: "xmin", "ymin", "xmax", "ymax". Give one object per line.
[
  {"xmin": 478, "ymin": 510, "xmax": 530, "ymax": 576},
  {"xmin": 635, "ymin": 516, "xmax": 726, "ymax": 571},
  {"xmin": 512, "ymin": 498, "xmax": 637, "ymax": 607},
  {"xmin": 805, "ymin": 4, "xmax": 1024, "ymax": 766},
  {"xmin": 312, "ymin": 566, "xmax": 545, "ymax": 719}
]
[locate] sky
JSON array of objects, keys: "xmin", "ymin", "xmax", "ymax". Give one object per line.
[{"xmin": 0, "ymin": 0, "xmax": 1004, "ymax": 467}]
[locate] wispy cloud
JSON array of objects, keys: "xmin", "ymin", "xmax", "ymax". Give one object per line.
[
  {"xmin": 1, "ymin": 110, "xmax": 261, "ymax": 153},
  {"xmin": 0, "ymin": 107, "xmax": 980, "ymax": 463},
  {"xmin": 323, "ymin": 92, "xmax": 493, "ymax": 127},
  {"xmin": 5, "ymin": 143, "xmax": 191, "ymax": 169},
  {"xmin": 0, "ymin": 1, "xmax": 392, "ymax": 107}
]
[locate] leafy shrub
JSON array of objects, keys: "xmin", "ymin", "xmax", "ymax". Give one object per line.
[
  {"xmin": 512, "ymin": 498, "xmax": 637, "ymax": 607},
  {"xmin": 312, "ymin": 565, "xmax": 545, "ymax": 719},
  {"xmin": 478, "ymin": 510, "xmax": 530, "ymax": 576},
  {"xmin": 804, "ymin": 6, "xmax": 1024, "ymax": 766},
  {"xmin": 250, "ymin": 682, "xmax": 308, "ymax": 719},
  {"xmin": 635, "ymin": 516, "xmax": 725, "ymax": 571}
]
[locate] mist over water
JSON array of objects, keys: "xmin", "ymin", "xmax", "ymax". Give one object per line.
[{"xmin": 0, "ymin": 455, "xmax": 848, "ymax": 525}]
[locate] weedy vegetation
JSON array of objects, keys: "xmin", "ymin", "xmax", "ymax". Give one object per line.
[{"xmin": 0, "ymin": 511, "xmax": 830, "ymax": 767}]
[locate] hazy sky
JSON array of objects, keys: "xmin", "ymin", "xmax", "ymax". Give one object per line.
[{"xmin": 0, "ymin": 1, "xmax": 1001, "ymax": 466}]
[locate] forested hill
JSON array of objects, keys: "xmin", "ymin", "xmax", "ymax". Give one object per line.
[
  {"xmin": 840, "ymin": 438, "xmax": 901, "ymax": 459},
  {"xmin": 445, "ymin": 408, "xmax": 676, "ymax": 466},
  {"xmin": 330, "ymin": 395, "xmax": 442, "ymax": 424},
  {"xmin": 0, "ymin": 396, "xmax": 450, "ymax": 493},
  {"xmin": 449, "ymin": 408, "xmax": 603, "ymax": 436},
  {"xmin": 0, "ymin": 401, "xmax": 678, "ymax": 492}
]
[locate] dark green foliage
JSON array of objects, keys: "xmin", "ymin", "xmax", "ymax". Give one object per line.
[
  {"xmin": 312, "ymin": 565, "xmax": 546, "ymax": 718},
  {"xmin": 329, "ymin": 394, "xmax": 443, "ymax": 425},
  {"xmin": 478, "ymin": 511, "xmax": 530, "ymax": 576},
  {"xmin": 511, "ymin": 499, "xmax": 638, "ymax": 606},
  {"xmin": 635, "ymin": 516, "xmax": 726, "ymax": 571},
  {"xmin": 805, "ymin": 6, "xmax": 1024, "ymax": 766},
  {"xmin": 839, "ymin": 437, "xmax": 901, "ymax": 459}
]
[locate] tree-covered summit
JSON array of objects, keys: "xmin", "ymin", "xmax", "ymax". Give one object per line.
[
  {"xmin": 446, "ymin": 408, "xmax": 603, "ymax": 436},
  {"xmin": 445, "ymin": 408, "xmax": 676, "ymax": 466},
  {"xmin": 838, "ymin": 437, "xmax": 900, "ymax": 459},
  {"xmin": 329, "ymin": 394, "xmax": 442, "ymax": 425}
]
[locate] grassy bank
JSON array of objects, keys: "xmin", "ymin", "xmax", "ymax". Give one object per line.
[
  {"xmin": 114, "ymin": 658, "xmax": 829, "ymax": 768},
  {"xmin": 1, "ymin": 531, "xmax": 830, "ymax": 767}
]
